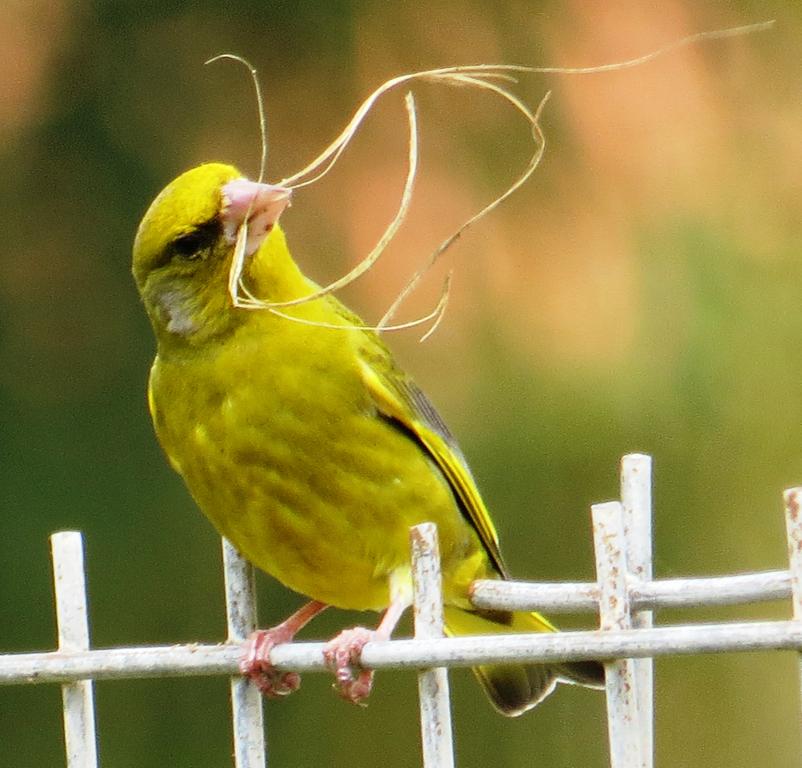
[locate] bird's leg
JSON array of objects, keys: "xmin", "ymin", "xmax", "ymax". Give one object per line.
[
  {"xmin": 323, "ymin": 597, "xmax": 408, "ymax": 705},
  {"xmin": 241, "ymin": 600, "xmax": 328, "ymax": 697}
]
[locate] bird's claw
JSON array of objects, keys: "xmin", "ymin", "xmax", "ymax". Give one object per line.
[
  {"xmin": 323, "ymin": 627, "xmax": 376, "ymax": 705},
  {"xmin": 240, "ymin": 629, "xmax": 301, "ymax": 698}
]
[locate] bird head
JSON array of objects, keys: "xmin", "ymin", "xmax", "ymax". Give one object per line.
[{"xmin": 132, "ymin": 163, "xmax": 292, "ymax": 345}]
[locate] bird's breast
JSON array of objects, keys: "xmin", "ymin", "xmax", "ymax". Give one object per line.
[{"xmin": 148, "ymin": 329, "xmax": 473, "ymax": 610}]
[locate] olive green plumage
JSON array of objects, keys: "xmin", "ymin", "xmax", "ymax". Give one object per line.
[{"xmin": 132, "ymin": 163, "xmax": 603, "ymax": 714}]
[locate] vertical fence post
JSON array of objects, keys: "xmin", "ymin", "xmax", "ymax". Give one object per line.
[
  {"xmin": 410, "ymin": 523, "xmax": 455, "ymax": 768},
  {"xmin": 222, "ymin": 539, "xmax": 267, "ymax": 768},
  {"xmin": 592, "ymin": 502, "xmax": 644, "ymax": 768},
  {"xmin": 621, "ymin": 454, "xmax": 654, "ymax": 768},
  {"xmin": 51, "ymin": 532, "xmax": 99, "ymax": 768},
  {"xmin": 783, "ymin": 488, "xmax": 802, "ymax": 740}
]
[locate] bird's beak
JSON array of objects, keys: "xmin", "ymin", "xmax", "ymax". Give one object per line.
[{"xmin": 221, "ymin": 178, "xmax": 293, "ymax": 256}]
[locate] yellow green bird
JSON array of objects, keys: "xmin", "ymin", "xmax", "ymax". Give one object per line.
[{"xmin": 132, "ymin": 162, "xmax": 603, "ymax": 714}]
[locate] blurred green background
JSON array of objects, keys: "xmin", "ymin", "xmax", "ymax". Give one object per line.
[{"xmin": 2, "ymin": 1, "xmax": 802, "ymax": 766}]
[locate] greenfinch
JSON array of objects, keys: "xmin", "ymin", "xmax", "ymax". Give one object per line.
[{"xmin": 132, "ymin": 162, "xmax": 602, "ymax": 714}]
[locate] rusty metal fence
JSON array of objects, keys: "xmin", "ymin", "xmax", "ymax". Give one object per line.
[{"xmin": 2, "ymin": 453, "xmax": 801, "ymax": 768}]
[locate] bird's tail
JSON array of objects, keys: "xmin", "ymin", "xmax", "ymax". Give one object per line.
[{"xmin": 443, "ymin": 605, "xmax": 604, "ymax": 716}]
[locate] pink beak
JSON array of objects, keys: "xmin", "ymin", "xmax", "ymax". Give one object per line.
[{"xmin": 221, "ymin": 178, "xmax": 292, "ymax": 256}]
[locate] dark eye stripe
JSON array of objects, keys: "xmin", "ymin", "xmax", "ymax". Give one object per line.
[
  {"xmin": 171, "ymin": 219, "xmax": 221, "ymax": 259},
  {"xmin": 172, "ymin": 232, "xmax": 207, "ymax": 259},
  {"xmin": 150, "ymin": 219, "xmax": 222, "ymax": 270}
]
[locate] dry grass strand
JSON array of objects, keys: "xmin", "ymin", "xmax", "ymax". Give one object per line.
[{"xmin": 208, "ymin": 20, "xmax": 774, "ymax": 337}]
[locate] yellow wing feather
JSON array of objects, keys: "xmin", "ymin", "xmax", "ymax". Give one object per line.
[{"xmin": 358, "ymin": 354, "xmax": 508, "ymax": 578}]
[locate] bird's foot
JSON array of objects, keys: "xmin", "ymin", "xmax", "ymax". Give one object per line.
[
  {"xmin": 323, "ymin": 627, "xmax": 376, "ymax": 705},
  {"xmin": 239, "ymin": 600, "xmax": 328, "ymax": 699},
  {"xmin": 240, "ymin": 628, "xmax": 300, "ymax": 698}
]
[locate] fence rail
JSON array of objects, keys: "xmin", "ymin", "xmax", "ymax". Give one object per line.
[
  {"xmin": 2, "ymin": 454, "xmax": 800, "ymax": 768},
  {"xmin": 471, "ymin": 568, "xmax": 794, "ymax": 612},
  {"xmin": 4, "ymin": 617, "xmax": 802, "ymax": 685}
]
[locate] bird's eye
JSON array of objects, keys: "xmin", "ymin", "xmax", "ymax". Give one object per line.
[
  {"xmin": 164, "ymin": 220, "xmax": 220, "ymax": 266},
  {"xmin": 172, "ymin": 231, "xmax": 207, "ymax": 260}
]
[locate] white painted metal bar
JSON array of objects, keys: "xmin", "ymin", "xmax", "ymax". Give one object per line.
[
  {"xmin": 621, "ymin": 454, "xmax": 653, "ymax": 768},
  {"xmin": 783, "ymin": 487, "xmax": 802, "ymax": 737},
  {"xmin": 592, "ymin": 502, "xmax": 644, "ymax": 768},
  {"xmin": 2, "ymin": 619, "xmax": 802, "ymax": 684},
  {"xmin": 51, "ymin": 532, "xmax": 99, "ymax": 768},
  {"xmin": 410, "ymin": 524, "xmax": 455, "ymax": 768},
  {"xmin": 471, "ymin": 580, "xmax": 600, "ymax": 612},
  {"xmin": 6, "ymin": 456, "xmax": 796, "ymax": 768},
  {"xmin": 471, "ymin": 569, "xmax": 792, "ymax": 613},
  {"xmin": 222, "ymin": 539, "xmax": 266, "ymax": 768}
]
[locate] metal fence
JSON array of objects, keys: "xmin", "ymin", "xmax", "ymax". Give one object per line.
[{"xmin": 2, "ymin": 453, "xmax": 801, "ymax": 768}]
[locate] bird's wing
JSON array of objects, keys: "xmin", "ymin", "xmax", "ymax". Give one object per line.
[{"xmin": 359, "ymin": 351, "xmax": 508, "ymax": 578}]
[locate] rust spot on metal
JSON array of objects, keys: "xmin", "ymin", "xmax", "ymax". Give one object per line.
[{"xmin": 787, "ymin": 490, "xmax": 801, "ymax": 522}]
